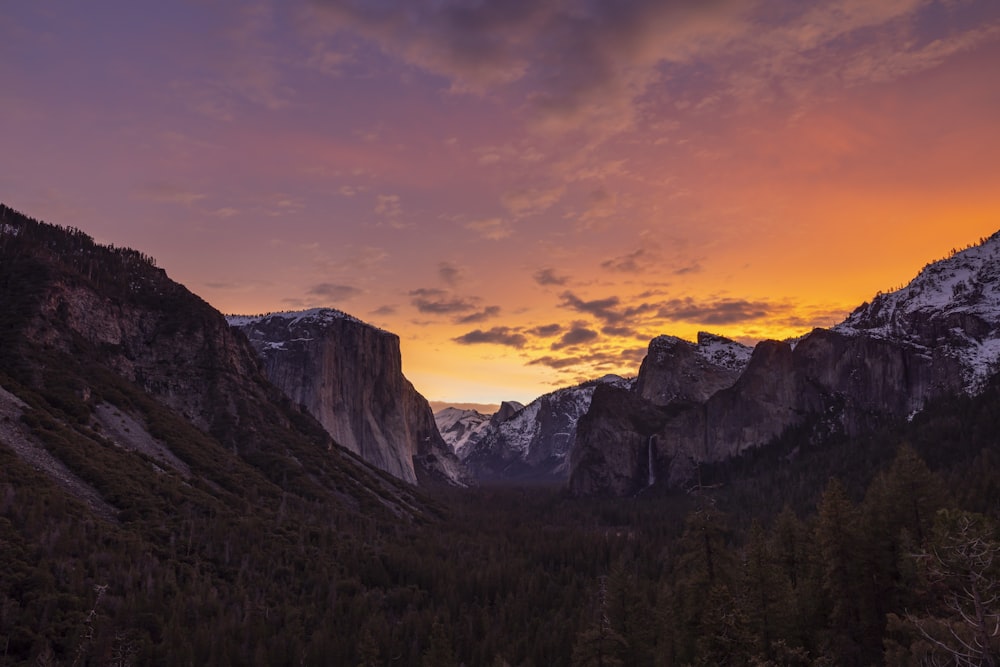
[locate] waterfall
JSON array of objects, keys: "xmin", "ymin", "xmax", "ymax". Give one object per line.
[{"xmin": 647, "ymin": 435, "xmax": 656, "ymax": 487}]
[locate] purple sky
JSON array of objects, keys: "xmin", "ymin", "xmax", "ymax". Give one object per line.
[{"xmin": 4, "ymin": 1, "xmax": 1000, "ymax": 404}]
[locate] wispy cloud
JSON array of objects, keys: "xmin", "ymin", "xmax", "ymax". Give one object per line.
[
  {"xmin": 656, "ymin": 297, "xmax": 782, "ymax": 325},
  {"xmin": 527, "ymin": 323, "xmax": 562, "ymax": 337},
  {"xmin": 438, "ymin": 261, "xmax": 464, "ymax": 286},
  {"xmin": 454, "ymin": 326, "xmax": 527, "ymax": 348},
  {"xmin": 551, "ymin": 324, "xmax": 599, "ymax": 350},
  {"xmin": 308, "ymin": 282, "xmax": 362, "ymax": 301},
  {"xmin": 559, "ymin": 291, "xmax": 625, "ymax": 324},
  {"xmin": 455, "ymin": 305, "xmax": 501, "ymax": 324},
  {"xmin": 601, "ymin": 247, "xmax": 658, "ymax": 274},
  {"xmin": 134, "ymin": 184, "xmax": 207, "ymax": 206},
  {"xmin": 374, "ymin": 193, "xmax": 402, "ymax": 217},
  {"xmin": 410, "ymin": 288, "xmax": 477, "ymax": 314},
  {"xmin": 465, "ymin": 217, "xmax": 512, "ymax": 240},
  {"xmin": 533, "ymin": 268, "xmax": 570, "ymax": 286}
]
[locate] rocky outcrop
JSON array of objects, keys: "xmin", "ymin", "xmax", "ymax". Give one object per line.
[
  {"xmin": 634, "ymin": 333, "xmax": 749, "ymax": 406},
  {"xmin": 29, "ymin": 281, "xmax": 270, "ymax": 442},
  {"xmin": 0, "ymin": 204, "xmax": 425, "ymax": 518},
  {"xmin": 230, "ymin": 310, "xmax": 468, "ymax": 486},
  {"xmin": 570, "ymin": 230, "xmax": 1000, "ymax": 497},
  {"xmin": 462, "ymin": 376, "xmax": 629, "ymax": 481}
]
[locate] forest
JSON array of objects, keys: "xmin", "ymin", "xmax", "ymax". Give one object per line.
[{"xmin": 2, "ymin": 373, "xmax": 999, "ymax": 666}]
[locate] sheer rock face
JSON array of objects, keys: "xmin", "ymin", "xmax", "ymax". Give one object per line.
[
  {"xmin": 634, "ymin": 334, "xmax": 747, "ymax": 407},
  {"xmin": 570, "ymin": 323, "xmax": 973, "ymax": 497},
  {"xmin": 230, "ymin": 310, "xmax": 468, "ymax": 486}
]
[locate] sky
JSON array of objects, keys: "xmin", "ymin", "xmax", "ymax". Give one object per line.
[{"xmin": 3, "ymin": 1, "xmax": 1000, "ymax": 406}]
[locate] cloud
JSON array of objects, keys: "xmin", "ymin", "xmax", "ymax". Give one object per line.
[
  {"xmin": 374, "ymin": 193, "xmax": 402, "ymax": 217},
  {"xmin": 527, "ymin": 323, "xmax": 562, "ymax": 337},
  {"xmin": 501, "ymin": 185, "xmax": 565, "ymax": 217},
  {"xmin": 308, "ymin": 0, "xmax": 751, "ymax": 140},
  {"xmin": 370, "ymin": 304, "xmax": 397, "ymax": 316},
  {"xmin": 577, "ymin": 187, "xmax": 619, "ymax": 228},
  {"xmin": 410, "ymin": 288, "xmax": 477, "ymax": 314},
  {"xmin": 601, "ymin": 247, "xmax": 658, "ymax": 273},
  {"xmin": 465, "ymin": 217, "xmax": 512, "ymax": 240},
  {"xmin": 674, "ymin": 262, "xmax": 702, "ymax": 275},
  {"xmin": 527, "ymin": 355, "xmax": 582, "ymax": 370},
  {"xmin": 528, "ymin": 345, "xmax": 647, "ymax": 371},
  {"xmin": 135, "ymin": 184, "xmax": 207, "ymax": 206},
  {"xmin": 454, "ymin": 327, "xmax": 527, "ymax": 348},
  {"xmin": 307, "ymin": 43, "xmax": 354, "ymax": 76},
  {"xmin": 559, "ymin": 291, "xmax": 625, "ymax": 324},
  {"xmin": 455, "ymin": 305, "xmax": 501, "ymax": 324},
  {"xmin": 307, "ymin": 0, "xmax": 978, "ymax": 147},
  {"xmin": 439, "ymin": 261, "xmax": 464, "ymax": 286},
  {"xmin": 533, "ymin": 268, "xmax": 569, "ymax": 286},
  {"xmin": 656, "ymin": 297, "xmax": 780, "ymax": 324},
  {"xmin": 552, "ymin": 324, "xmax": 599, "ymax": 350},
  {"xmin": 308, "ymin": 282, "xmax": 363, "ymax": 301},
  {"xmin": 601, "ymin": 325, "xmax": 637, "ymax": 338}
]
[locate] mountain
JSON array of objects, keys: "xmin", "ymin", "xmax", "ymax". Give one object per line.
[
  {"xmin": 435, "ymin": 400, "xmax": 525, "ymax": 460},
  {"xmin": 435, "ymin": 407, "xmax": 492, "ymax": 458},
  {"xmin": 634, "ymin": 332, "xmax": 752, "ymax": 406},
  {"xmin": 461, "ymin": 376, "xmax": 630, "ymax": 481},
  {"xmin": 571, "ymin": 233, "xmax": 1000, "ymax": 496},
  {"xmin": 0, "ymin": 204, "xmax": 425, "ymax": 517},
  {"xmin": 835, "ymin": 234, "xmax": 1000, "ymax": 392},
  {"xmin": 228, "ymin": 309, "xmax": 468, "ymax": 486}
]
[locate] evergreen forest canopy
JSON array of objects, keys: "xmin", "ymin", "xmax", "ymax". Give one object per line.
[{"xmin": 0, "ymin": 203, "xmax": 998, "ymax": 665}]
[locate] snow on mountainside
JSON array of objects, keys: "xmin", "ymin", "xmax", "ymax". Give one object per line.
[
  {"xmin": 434, "ymin": 407, "xmax": 492, "ymax": 458},
  {"xmin": 835, "ymin": 231, "xmax": 1000, "ymax": 392},
  {"xmin": 695, "ymin": 332, "xmax": 754, "ymax": 372},
  {"xmin": 462, "ymin": 375, "xmax": 632, "ymax": 481},
  {"xmin": 226, "ymin": 307, "xmax": 378, "ymax": 334}
]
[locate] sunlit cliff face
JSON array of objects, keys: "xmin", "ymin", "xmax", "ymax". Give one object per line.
[{"xmin": 4, "ymin": 1, "xmax": 1000, "ymax": 403}]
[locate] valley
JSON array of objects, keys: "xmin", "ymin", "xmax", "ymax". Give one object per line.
[{"xmin": 1, "ymin": 203, "xmax": 998, "ymax": 665}]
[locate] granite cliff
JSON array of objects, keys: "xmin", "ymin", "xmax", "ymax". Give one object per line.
[
  {"xmin": 229, "ymin": 310, "xmax": 468, "ymax": 486},
  {"xmin": 571, "ymin": 234, "xmax": 1000, "ymax": 496},
  {"xmin": 0, "ymin": 204, "xmax": 425, "ymax": 517}
]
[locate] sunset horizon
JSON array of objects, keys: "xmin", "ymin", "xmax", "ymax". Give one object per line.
[{"xmin": 4, "ymin": 1, "xmax": 1000, "ymax": 405}]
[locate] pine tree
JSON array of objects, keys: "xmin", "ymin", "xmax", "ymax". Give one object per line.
[
  {"xmin": 899, "ymin": 510, "xmax": 1000, "ymax": 666},
  {"xmin": 814, "ymin": 479, "xmax": 863, "ymax": 663},
  {"xmin": 421, "ymin": 620, "xmax": 457, "ymax": 667}
]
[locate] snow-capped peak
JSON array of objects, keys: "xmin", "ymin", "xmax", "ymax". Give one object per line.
[
  {"xmin": 695, "ymin": 332, "xmax": 753, "ymax": 373},
  {"xmin": 834, "ymin": 230, "xmax": 1000, "ymax": 392},
  {"xmin": 226, "ymin": 307, "xmax": 373, "ymax": 329},
  {"xmin": 647, "ymin": 333, "xmax": 752, "ymax": 374},
  {"xmin": 837, "ymin": 231, "xmax": 1000, "ymax": 337}
]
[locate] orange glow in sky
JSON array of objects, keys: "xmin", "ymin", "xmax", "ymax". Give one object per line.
[{"xmin": 3, "ymin": 1, "xmax": 1000, "ymax": 404}]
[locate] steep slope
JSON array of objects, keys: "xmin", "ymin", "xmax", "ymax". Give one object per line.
[
  {"xmin": 634, "ymin": 332, "xmax": 751, "ymax": 406},
  {"xmin": 463, "ymin": 376, "xmax": 629, "ymax": 481},
  {"xmin": 435, "ymin": 407, "xmax": 492, "ymax": 458},
  {"xmin": 435, "ymin": 400, "xmax": 525, "ymax": 460},
  {"xmin": 0, "ymin": 204, "xmax": 425, "ymax": 517},
  {"xmin": 229, "ymin": 309, "xmax": 468, "ymax": 486},
  {"xmin": 836, "ymin": 232, "xmax": 1000, "ymax": 391},
  {"xmin": 571, "ymin": 234, "xmax": 1000, "ymax": 496}
]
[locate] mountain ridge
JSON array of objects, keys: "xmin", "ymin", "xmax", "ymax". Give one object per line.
[{"xmin": 570, "ymin": 229, "xmax": 1000, "ymax": 496}]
